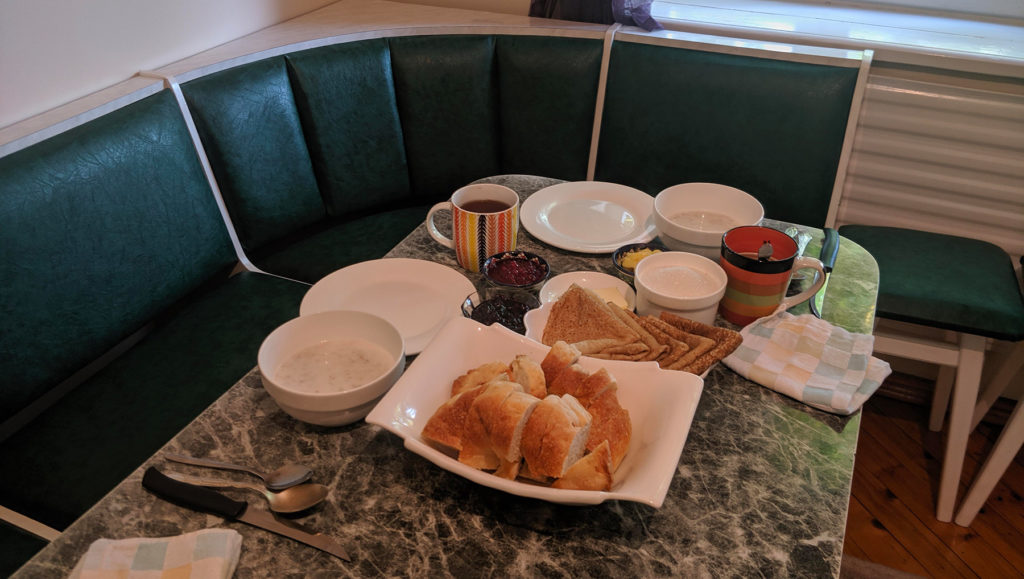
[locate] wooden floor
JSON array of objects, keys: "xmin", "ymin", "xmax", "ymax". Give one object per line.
[{"xmin": 843, "ymin": 374, "xmax": 1024, "ymax": 578}]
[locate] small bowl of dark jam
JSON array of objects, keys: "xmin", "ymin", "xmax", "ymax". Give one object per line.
[
  {"xmin": 483, "ymin": 251, "xmax": 550, "ymax": 291},
  {"xmin": 462, "ymin": 288, "xmax": 541, "ymax": 335}
]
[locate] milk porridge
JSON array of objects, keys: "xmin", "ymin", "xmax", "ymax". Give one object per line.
[
  {"xmin": 668, "ymin": 210, "xmax": 739, "ymax": 232},
  {"xmin": 643, "ymin": 265, "xmax": 718, "ymax": 296},
  {"xmin": 276, "ymin": 338, "xmax": 394, "ymax": 393}
]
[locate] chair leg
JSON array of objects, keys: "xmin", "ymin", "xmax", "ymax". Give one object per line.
[
  {"xmin": 936, "ymin": 333, "xmax": 986, "ymax": 522},
  {"xmin": 954, "ymin": 396, "xmax": 1024, "ymax": 526},
  {"xmin": 971, "ymin": 341, "xmax": 1024, "ymax": 430},
  {"xmin": 929, "ymin": 365, "xmax": 956, "ymax": 432}
]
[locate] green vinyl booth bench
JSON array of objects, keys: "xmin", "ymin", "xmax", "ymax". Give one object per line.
[{"xmin": 0, "ymin": 16, "xmax": 871, "ymax": 574}]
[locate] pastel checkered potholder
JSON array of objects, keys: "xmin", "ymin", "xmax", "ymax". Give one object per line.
[
  {"xmin": 723, "ymin": 311, "xmax": 891, "ymax": 415},
  {"xmin": 69, "ymin": 528, "xmax": 241, "ymax": 579}
]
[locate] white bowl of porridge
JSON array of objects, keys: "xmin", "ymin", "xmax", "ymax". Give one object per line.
[
  {"xmin": 653, "ymin": 183, "xmax": 763, "ymax": 257},
  {"xmin": 258, "ymin": 310, "xmax": 405, "ymax": 426},
  {"xmin": 633, "ymin": 251, "xmax": 728, "ymax": 326}
]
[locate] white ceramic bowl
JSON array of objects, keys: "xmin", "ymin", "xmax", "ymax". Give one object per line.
[
  {"xmin": 258, "ymin": 310, "xmax": 405, "ymax": 426},
  {"xmin": 653, "ymin": 183, "xmax": 764, "ymax": 257},
  {"xmin": 633, "ymin": 251, "xmax": 728, "ymax": 326}
]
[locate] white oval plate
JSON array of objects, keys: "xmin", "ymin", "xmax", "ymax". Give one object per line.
[
  {"xmin": 300, "ymin": 258, "xmax": 474, "ymax": 355},
  {"xmin": 365, "ymin": 317, "xmax": 704, "ymax": 507},
  {"xmin": 521, "ymin": 181, "xmax": 657, "ymax": 253}
]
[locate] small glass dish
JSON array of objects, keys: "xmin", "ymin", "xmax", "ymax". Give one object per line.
[
  {"xmin": 461, "ymin": 287, "xmax": 541, "ymax": 335},
  {"xmin": 482, "ymin": 251, "xmax": 550, "ymax": 291},
  {"xmin": 612, "ymin": 241, "xmax": 668, "ymax": 284}
]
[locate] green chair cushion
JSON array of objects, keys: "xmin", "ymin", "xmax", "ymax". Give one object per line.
[
  {"xmin": 495, "ymin": 35, "xmax": 602, "ymax": 181},
  {"xmin": 0, "ymin": 90, "xmax": 236, "ymax": 425},
  {"xmin": 250, "ymin": 205, "xmax": 431, "ymax": 284},
  {"xmin": 182, "ymin": 57, "xmax": 326, "ymax": 253},
  {"xmin": 0, "ymin": 272, "xmax": 307, "ymax": 530},
  {"xmin": 596, "ymin": 40, "xmax": 859, "ymax": 227},
  {"xmin": 0, "ymin": 525, "xmax": 48, "ymax": 577},
  {"xmin": 389, "ymin": 35, "xmax": 501, "ymax": 200},
  {"xmin": 286, "ymin": 39, "xmax": 413, "ymax": 218},
  {"xmin": 839, "ymin": 225, "xmax": 1024, "ymax": 341}
]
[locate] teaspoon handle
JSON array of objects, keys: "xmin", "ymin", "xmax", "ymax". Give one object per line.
[{"xmin": 164, "ymin": 453, "xmax": 263, "ymax": 478}]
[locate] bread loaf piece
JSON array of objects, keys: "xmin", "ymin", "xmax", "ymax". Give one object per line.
[
  {"xmin": 421, "ymin": 384, "xmax": 487, "ymax": 451},
  {"xmin": 520, "ymin": 394, "xmax": 592, "ymax": 479},
  {"xmin": 486, "ymin": 388, "xmax": 542, "ymax": 463},
  {"xmin": 510, "ymin": 355, "xmax": 547, "ymax": 398},
  {"xmin": 451, "ymin": 361, "xmax": 511, "ymax": 397},
  {"xmin": 585, "ymin": 388, "xmax": 631, "ymax": 470},
  {"xmin": 552, "ymin": 439, "xmax": 613, "ymax": 491},
  {"xmin": 540, "ymin": 340, "xmax": 580, "ymax": 386},
  {"xmin": 458, "ymin": 381, "xmax": 522, "ymax": 470}
]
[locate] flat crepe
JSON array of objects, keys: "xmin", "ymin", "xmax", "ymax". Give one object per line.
[{"xmin": 542, "ymin": 284, "xmax": 641, "ymax": 354}]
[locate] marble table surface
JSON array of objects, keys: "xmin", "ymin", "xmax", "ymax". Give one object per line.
[{"xmin": 15, "ymin": 175, "xmax": 879, "ymax": 578}]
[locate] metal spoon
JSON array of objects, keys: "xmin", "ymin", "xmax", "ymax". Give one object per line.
[
  {"xmin": 163, "ymin": 471, "xmax": 329, "ymax": 513},
  {"xmin": 164, "ymin": 453, "xmax": 313, "ymax": 491},
  {"xmin": 757, "ymin": 240, "xmax": 774, "ymax": 261}
]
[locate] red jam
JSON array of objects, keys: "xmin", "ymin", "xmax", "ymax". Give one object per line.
[{"xmin": 486, "ymin": 254, "xmax": 548, "ymax": 287}]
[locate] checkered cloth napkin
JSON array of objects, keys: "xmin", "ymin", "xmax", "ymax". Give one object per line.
[
  {"xmin": 69, "ymin": 528, "xmax": 241, "ymax": 579},
  {"xmin": 723, "ymin": 311, "xmax": 891, "ymax": 415}
]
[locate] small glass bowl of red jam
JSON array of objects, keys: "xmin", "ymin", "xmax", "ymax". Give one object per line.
[
  {"xmin": 483, "ymin": 251, "xmax": 550, "ymax": 291},
  {"xmin": 461, "ymin": 288, "xmax": 541, "ymax": 335}
]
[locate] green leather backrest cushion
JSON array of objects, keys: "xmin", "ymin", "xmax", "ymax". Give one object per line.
[
  {"xmin": 287, "ymin": 38, "xmax": 412, "ymax": 217},
  {"xmin": 596, "ymin": 41, "xmax": 859, "ymax": 227},
  {"xmin": 388, "ymin": 35, "xmax": 502, "ymax": 199},
  {"xmin": 181, "ymin": 57, "xmax": 326, "ymax": 252},
  {"xmin": 496, "ymin": 35, "xmax": 602, "ymax": 181},
  {"xmin": 0, "ymin": 90, "xmax": 236, "ymax": 422}
]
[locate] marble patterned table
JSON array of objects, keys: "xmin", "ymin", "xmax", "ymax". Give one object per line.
[{"xmin": 14, "ymin": 175, "xmax": 879, "ymax": 578}]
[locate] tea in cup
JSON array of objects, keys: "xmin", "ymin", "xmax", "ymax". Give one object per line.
[
  {"xmin": 426, "ymin": 184, "xmax": 520, "ymax": 272},
  {"xmin": 718, "ymin": 226, "xmax": 825, "ymax": 326}
]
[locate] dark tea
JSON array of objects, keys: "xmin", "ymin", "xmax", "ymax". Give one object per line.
[{"xmin": 460, "ymin": 199, "xmax": 511, "ymax": 213}]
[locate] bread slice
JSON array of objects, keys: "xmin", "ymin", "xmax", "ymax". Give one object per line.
[
  {"xmin": 540, "ymin": 340, "xmax": 580, "ymax": 386},
  {"xmin": 521, "ymin": 394, "xmax": 592, "ymax": 479},
  {"xmin": 547, "ymin": 364, "xmax": 617, "ymax": 408},
  {"xmin": 552, "ymin": 440, "xmax": 613, "ymax": 491},
  {"xmin": 421, "ymin": 384, "xmax": 487, "ymax": 451},
  {"xmin": 585, "ymin": 388, "xmax": 631, "ymax": 470},
  {"xmin": 458, "ymin": 381, "xmax": 522, "ymax": 470},
  {"xmin": 486, "ymin": 389, "xmax": 541, "ymax": 463},
  {"xmin": 510, "ymin": 355, "xmax": 547, "ymax": 399},
  {"xmin": 546, "ymin": 363, "xmax": 589, "ymax": 398},
  {"xmin": 451, "ymin": 361, "xmax": 511, "ymax": 397}
]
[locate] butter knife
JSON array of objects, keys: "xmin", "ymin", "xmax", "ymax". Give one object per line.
[
  {"xmin": 809, "ymin": 228, "xmax": 839, "ymax": 318},
  {"xmin": 142, "ymin": 467, "xmax": 350, "ymax": 561}
]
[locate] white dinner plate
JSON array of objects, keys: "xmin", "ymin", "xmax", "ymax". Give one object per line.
[
  {"xmin": 520, "ymin": 181, "xmax": 657, "ymax": 253},
  {"xmin": 300, "ymin": 258, "xmax": 474, "ymax": 355},
  {"xmin": 365, "ymin": 316, "xmax": 704, "ymax": 507}
]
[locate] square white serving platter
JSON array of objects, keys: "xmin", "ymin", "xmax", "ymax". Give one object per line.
[{"xmin": 365, "ymin": 316, "xmax": 704, "ymax": 507}]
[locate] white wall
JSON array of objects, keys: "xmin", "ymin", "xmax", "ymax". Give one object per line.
[{"xmin": 0, "ymin": 0, "xmax": 337, "ymax": 129}]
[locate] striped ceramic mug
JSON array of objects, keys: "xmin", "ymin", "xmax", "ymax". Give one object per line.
[
  {"xmin": 426, "ymin": 184, "xmax": 520, "ymax": 272},
  {"xmin": 719, "ymin": 226, "xmax": 826, "ymax": 326}
]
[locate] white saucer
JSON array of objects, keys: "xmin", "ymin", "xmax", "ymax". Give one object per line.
[{"xmin": 300, "ymin": 258, "xmax": 474, "ymax": 355}]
